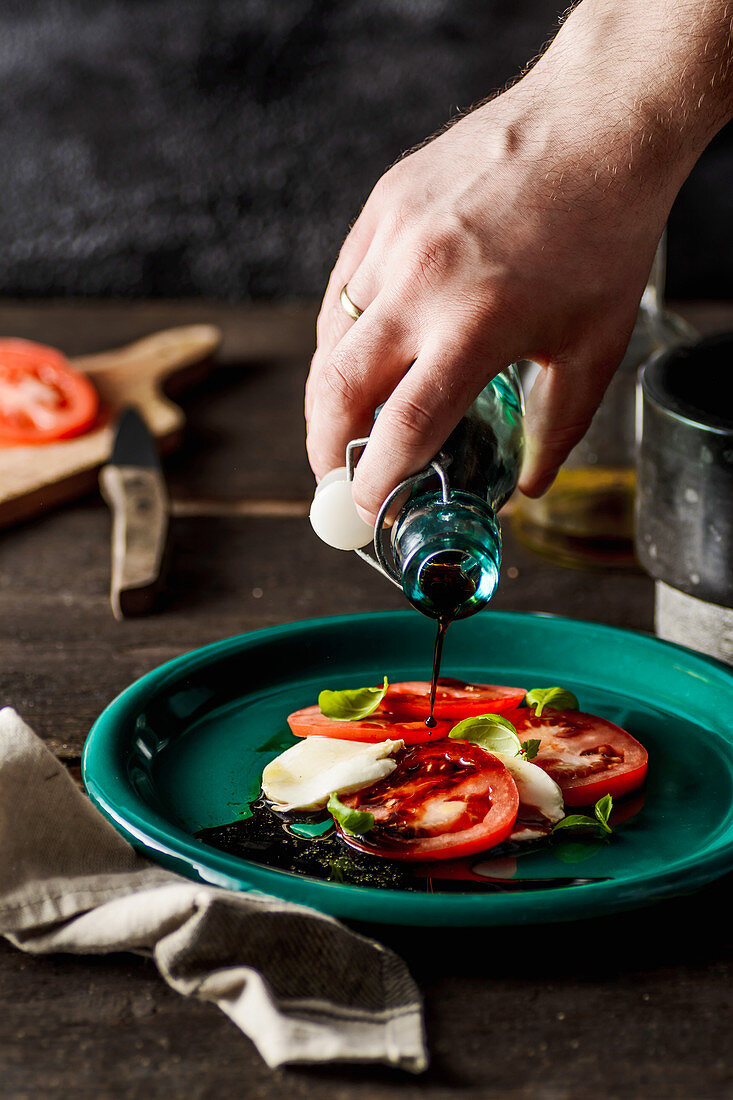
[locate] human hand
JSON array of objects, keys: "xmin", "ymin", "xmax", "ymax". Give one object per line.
[
  {"xmin": 305, "ymin": 100, "xmax": 661, "ymax": 518},
  {"xmin": 305, "ymin": 0, "xmax": 732, "ymax": 523}
]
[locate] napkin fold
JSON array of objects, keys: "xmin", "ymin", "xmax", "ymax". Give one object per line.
[{"xmin": 0, "ymin": 708, "xmax": 427, "ymax": 1072}]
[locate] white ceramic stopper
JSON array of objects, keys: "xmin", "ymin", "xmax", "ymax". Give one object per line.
[{"xmin": 310, "ymin": 470, "xmax": 374, "ymax": 551}]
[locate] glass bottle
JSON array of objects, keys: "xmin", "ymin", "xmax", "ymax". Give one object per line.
[
  {"xmin": 389, "ymin": 368, "xmax": 523, "ymax": 619},
  {"xmin": 510, "ymin": 232, "xmax": 696, "ymax": 570},
  {"xmin": 309, "ymin": 365, "xmax": 525, "ymax": 620}
]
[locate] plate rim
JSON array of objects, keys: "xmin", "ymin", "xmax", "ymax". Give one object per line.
[{"xmin": 83, "ymin": 610, "xmax": 733, "ymax": 926}]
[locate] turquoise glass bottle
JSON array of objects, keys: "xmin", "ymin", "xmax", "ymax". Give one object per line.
[{"xmin": 388, "ymin": 367, "xmax": 524, "ymax": 620}]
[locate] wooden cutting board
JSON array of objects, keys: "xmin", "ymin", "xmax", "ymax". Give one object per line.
[{"xmin": 0, "ymin": 324, "xmax": 222, "ymax": 530}]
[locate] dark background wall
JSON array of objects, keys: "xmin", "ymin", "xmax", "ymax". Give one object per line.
[{"xmin": 0, "ymin": 0, "xmax": 730, "ymax": 301}]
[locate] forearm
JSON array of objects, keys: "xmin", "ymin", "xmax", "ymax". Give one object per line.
[{"xmin": 518, "ymin": 0, "xmax": 733, "ymax": 196}]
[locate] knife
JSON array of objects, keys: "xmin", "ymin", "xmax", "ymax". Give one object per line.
[{"xmin": 99, "ymin": 406, "xmax": 170, "ymax": 620}]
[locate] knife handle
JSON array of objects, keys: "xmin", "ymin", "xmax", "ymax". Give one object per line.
[{"xmin": 99, "ymin": 465, "xmax": 169, "ymax": 620}]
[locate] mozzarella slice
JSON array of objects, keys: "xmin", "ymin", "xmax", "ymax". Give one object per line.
[
  {"xmin": 262, "ymin": 736, "xmax": 403, "ymax": 811},
  {"xmin": 410, "ymin": 798, "xmax": 465, "ymax": 832},
  {"xmin": 493, "ymin": 751, "xmax": 565, "ymax": 840}
]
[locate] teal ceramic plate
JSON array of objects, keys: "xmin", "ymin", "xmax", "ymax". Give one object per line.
[{"xmin": 83, "ymin": 611, "xmax": 733, "ymax": 926}]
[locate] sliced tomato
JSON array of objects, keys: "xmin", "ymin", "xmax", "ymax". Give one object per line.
[
  {"xmin": 286, "ymin": 705, "xmax": 453, "ymax": 744},
  {"xmin": 505, "ymin": 707, "xmax": 648, "ymax": 806},
  {"xmin": 384, "ymin": 679, "xmax": 526, "ymax": 721},
  {"xmin": 0, "ymin": 339, "xmax": 99, "ymax": 445},
  {"xmin": 334, "ymin": 741, "xmax": 519, "ymax": 861}
]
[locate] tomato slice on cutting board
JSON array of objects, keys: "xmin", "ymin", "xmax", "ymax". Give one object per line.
[
  {"xmin": 384, "ymin": 679, "xmax": 526, "ymax": 720},
  {"xmin": 0, "ymin": 339, "xmax": 99, "ymax": 445},
  {"xmin": 334, "ymin": 741, "xmax": 519, "ymax": 861},
  {"xmin": 287, "ymin": 705, "xmax": 454, "ymax": 744},
  {"xmin": 505, "ymin": 707, "xmax": 648, "ymax": 806}
]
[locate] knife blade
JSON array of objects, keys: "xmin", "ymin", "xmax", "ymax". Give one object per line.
[{"xmin": 99, "ymin": 406, "xmax": 170, "ymax": 620}]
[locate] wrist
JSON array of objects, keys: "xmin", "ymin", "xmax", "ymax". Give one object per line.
[
  {"xmin": 463, "ymin": 79, "xmax": 676, "ymax": 229},
  {"xmin": 519, "ymin": 0, "xmax": 732, "ymax": 193}
]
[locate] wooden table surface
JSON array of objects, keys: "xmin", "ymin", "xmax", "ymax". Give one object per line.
[{"xmin": 1, "ymin": 300, "xmax": 731, "ymax": 1100}]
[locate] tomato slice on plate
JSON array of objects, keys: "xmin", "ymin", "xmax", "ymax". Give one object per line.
[
  {"xmin": 287, "ymin": 705, "xmax": 454, "ymax": 744},
  {"xmin": 0, "ymin": 339, "xmax": 99, "ymax": 445},
  {"xmin": 334, "ymin": 741, "xmax": 519, "ymax": 861},
  {"xmin": 505, "ymin": 707, "xmax": 648, "ymax": 806},
  {"xmin": 384, "ymin": 679, "xmax": 526, "ymax": 720}
]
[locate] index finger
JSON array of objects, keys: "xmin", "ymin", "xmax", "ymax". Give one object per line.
[
  {"xmin": 351, "ymin": 330, "xmax": 518, "ymax": 522},
  {"xmin": 305, "ymin": 291, "xmax": 414, "ymax": 480}
]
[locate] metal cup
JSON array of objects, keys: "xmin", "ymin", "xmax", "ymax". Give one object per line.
[{"xmin": 636, "ymin": 332, "xmax": 733, "ymax": 664}]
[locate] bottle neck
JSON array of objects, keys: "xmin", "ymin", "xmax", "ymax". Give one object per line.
[{"xmin": 391, "ymin": 490, "xmax": 501, "ymax": 620}]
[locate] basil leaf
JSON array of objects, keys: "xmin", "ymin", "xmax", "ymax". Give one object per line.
[
  {"xmin": 594, "ymin": 793, "xmax": 614, "ymax": 834},
  {"xmin": 521, "ymin": 738, "xmax": 542, "ymax": 761},
  {"xmin": 319, "ymin": 676, "xmax": 388, "ymax": 720},
  {"xmin": 327, "ymin": 792, "xmax": 375, "ymax": 836},
  {"xmin": 526, "ymin": 686, "xmax": 580, "ymax": 717},
  {"xmin": 552, "ymin": 814, "xmax": 599, "ymax": 833},
  {"xmin": 449, "ymin": 713, "xmax": 521, "ymax": 755},
  {"xmin": 553, "ymin": 797, "xmax": 615, "ymax": 837}
]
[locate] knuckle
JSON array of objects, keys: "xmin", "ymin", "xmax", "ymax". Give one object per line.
[
  {"xmin": 382, "ymin": 204, "xmax": 411, "ymax": 245},
  {"xmin": 540, "ymin": 418, "xmax": 591, "ymax": 454},
  {"xmin": 316, "ymin": 294, "xmax": 350, "ymax": 344},
  {"xmin": 387, "ymin": 393, "xmax": 435, "ymax": 441},
  {"xmin": 321, "ymin": 353, "xmax": 363, "ymax": 410},
  {"xmin": 370, "ymin": 171, "xmax": 395, "ymax": 208},
  {"xmin": 369, "ymin": 309, "xmax": 409, "ymax": 348},
  {"xmin": 407, "ymin": 225, "xmax": 463, "ymax": 288},
  {"xmin": 411, "ymin": 240, "xmax": 444, "ymax": 284}
]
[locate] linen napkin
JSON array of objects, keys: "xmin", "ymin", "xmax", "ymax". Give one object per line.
[{"xmin": 0, "ymin": 707, "xmax": 427, "ymax": 1072}]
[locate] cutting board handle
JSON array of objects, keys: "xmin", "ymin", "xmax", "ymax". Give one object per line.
[{"xmin": 1, "ymin": 324, "xmax": 223, "ymax": 530}]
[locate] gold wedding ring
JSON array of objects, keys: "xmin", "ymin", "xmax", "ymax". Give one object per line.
[{"xmin": 340, "ymin": 283, "xmax": 363, "ymax": 321}]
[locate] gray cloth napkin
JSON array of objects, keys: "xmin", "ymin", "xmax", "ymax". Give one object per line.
[{"xmin": 0, "ymin": 707, "xmax": 427, "ymax": 1072}]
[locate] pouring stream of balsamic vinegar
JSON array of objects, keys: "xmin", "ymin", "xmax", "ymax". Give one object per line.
[{"xmin": 419, "ymin": 553, "xmax": 478, "ymax": 727}]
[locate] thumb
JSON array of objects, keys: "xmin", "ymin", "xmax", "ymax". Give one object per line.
[{"xmin": 518, "ymin": 359, "xmax": 618, "ymax": 497}]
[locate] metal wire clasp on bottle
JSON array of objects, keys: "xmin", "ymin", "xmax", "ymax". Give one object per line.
[{"xmin": 345, "ymin": 436, "xmax": 453, "ymax": 588}]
